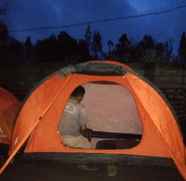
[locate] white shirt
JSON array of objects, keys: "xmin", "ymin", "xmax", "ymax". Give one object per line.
[{"xmin": 59, "ymin": 98, "xmax": 88, "ymax": 136}]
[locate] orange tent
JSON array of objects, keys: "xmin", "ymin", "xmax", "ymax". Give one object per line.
[
  {"xmin": 0, "ymin": 87, "xmax": 21, "ymax": 145},
  {"xmin": 0, "ymin": 61, "xmax": 185, "ymax": 179}
]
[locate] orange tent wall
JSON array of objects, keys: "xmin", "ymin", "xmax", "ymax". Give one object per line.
[
  {"xmin": 0, "ymin": 74, "xmax": 71, "ymax": 175},
  {"xmin": 24, "ymin": 74, "xmax": 171, "ymax": 158},
  {"xmin": 0, "ymin": 88, "xmax": 20, "ymax": 144},
  {"xmin": 126, "ymin": 73, "xmax": 186, "ymax": 179}
]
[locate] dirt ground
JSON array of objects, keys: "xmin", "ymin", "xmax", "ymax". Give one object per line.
[{"xmin": 0, "ymin": 159, "xmax": 184, "ymax": 181}]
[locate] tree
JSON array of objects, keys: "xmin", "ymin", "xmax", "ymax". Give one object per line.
[
  {"xmin": 119, "ymin": 33, "xmax": 131, "ymax": 48},
  {"xmin": 107, "ymin": 40, "xmax": 114, "ymax": 56},
  {"xmin": 92, "ymin": 32, "xmax": 102, "ymax": 58},
  {"xmin": 179, "ymin": 32, "xmax": 186, "ymax": 63},
  {"xmin": 111, "ymin": 33, "xmax": 132, "ymax": 62},
  {"xmin": 165, "ymin": 39, "xmax": 174, "ymax": 58},
  {"xmin": 35, "ymin": 34, "xmax": 58, "ymax": 62},
  {"xmin": 25, "ymin": 37, "xmax": 32, "ymax": 47},
  {"xmin": 57, "ymin": 31, "xmax": 78, "ymax": 60},
  {"xmin": 24, "ymin": 37, "xmax": 33, "ymax": 63},
  {"xmin": 77, "ymin": 39, "xmax": 90, "ymax": 62},
  {"xmin": 0, "ymin": 21, "xmax": 8, "ymax": 43},
  {"xmin": 143, "ymin": 35, "xmax": 154, "ymax": 49},
  {"xmin": 136, "ymin": 35, "xmax": 155, "ymax": 63},
  {"xmin": 84, "ymin": 24, "xmax": 91, "ymax": 49}
]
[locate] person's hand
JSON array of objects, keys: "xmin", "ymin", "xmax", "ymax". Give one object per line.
[{"xmin": 80, "ymin": 127, "xmax": 92, "ymax": 142}]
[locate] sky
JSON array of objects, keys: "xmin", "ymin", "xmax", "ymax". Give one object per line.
[{"xmin": 1, "ymin": 0, "xmax": 186, "ymax": 53}]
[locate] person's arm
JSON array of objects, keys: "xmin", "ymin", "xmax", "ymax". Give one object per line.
[
  {"xmin": 79, "ymin": 105, "xmax": 88, "ymax": 129},
  {"xmin": 79, "ymin": 105, "xmax": 92, "ymax": 141}
]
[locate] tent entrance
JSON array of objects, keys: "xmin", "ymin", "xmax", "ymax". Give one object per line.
[{"xmin": 60, "ymin": 81, "xmax": 143, "ymax": 149}]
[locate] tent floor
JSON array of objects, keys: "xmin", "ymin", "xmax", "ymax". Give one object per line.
[{"xmin": 0, "ymin": 154, "xmax": 184, "ymax": 181}]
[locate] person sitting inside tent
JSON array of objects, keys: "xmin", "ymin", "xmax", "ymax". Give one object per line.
[{"xmin": 59, "ymin": 86, "xmax": 92, "ymax": 149}]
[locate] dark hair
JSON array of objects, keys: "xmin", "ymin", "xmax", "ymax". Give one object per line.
[{"xmin": 71, "ymin": 86, "xmax": 85, "ymax": 98}]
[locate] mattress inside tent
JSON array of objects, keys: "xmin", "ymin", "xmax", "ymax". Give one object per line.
[{"xmin": 81, "ymin": 83, "xmax": 142, "ymax": 148}]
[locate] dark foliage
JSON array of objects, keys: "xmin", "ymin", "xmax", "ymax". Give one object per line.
[
  {"xmin": 179, "ymin": 32, "xmax": 186, "ymax": 64},
  {"xmin": 0, "ymin": 23, "xmax": 186, "ymax": 65}
]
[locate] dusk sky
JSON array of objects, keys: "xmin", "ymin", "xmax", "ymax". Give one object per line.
[{"xmin": 1, "ymin": 0, "xmax": 186, "ymax": 53}]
